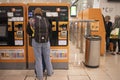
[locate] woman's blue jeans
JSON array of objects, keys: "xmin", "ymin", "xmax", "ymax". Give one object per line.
[{"xmin": 32, "ymin": 39, "xmax": 53, "ymax": 79}]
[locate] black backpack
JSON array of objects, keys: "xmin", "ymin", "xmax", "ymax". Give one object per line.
[{"xmin": 34, "ymin": 16, "xmax": 49, "ymax": 43}]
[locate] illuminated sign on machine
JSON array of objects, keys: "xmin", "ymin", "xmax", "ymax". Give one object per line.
[{"xmin": 46, "ymin": 12, "xmax": 58, "ymax": 17}]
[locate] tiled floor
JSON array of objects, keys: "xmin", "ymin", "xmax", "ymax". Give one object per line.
[{"xmin": 0, "ymin": 42, "xmax": 120, "ymax": 80}]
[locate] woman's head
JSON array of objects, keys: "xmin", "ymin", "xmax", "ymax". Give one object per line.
[
  {"xmin": 114, "ymin": 15, "xmax": 120, "ymax": 21},
  {"xmin": 34, "ymin": 8, "xmax": 43, "ymax": 16},
  {"xmin": 114, "ymin": 15, "xmax": 120, "ymax": 23},
  {"xmin": 105, "ymin": 15, "xmax": 111, "ymax": 21}
]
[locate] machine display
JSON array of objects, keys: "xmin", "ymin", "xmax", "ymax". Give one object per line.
[{"xmin": 0, "ymin": 6, "xmax": 24, "ymax": 46}]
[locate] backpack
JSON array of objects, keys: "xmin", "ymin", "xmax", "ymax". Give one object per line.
[{"xmin": 34, "ymin": 16, "xmax": 49, "ymax": 43}]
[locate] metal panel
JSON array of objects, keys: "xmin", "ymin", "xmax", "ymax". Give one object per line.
[{"xmin": 0, "ymin": 62, "xmax": 26, "ymax": 69}]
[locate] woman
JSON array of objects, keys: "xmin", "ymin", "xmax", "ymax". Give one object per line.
[
  {"xmin": 104, "ymin": 15, "xmax": 112, "ymax": 52},
  {"xmin": 110, "ymin": 15, "xmax": 120, "ymax": 55},
  {"xmin": 27, "ymin": 8, "xmax": 53, "ymax": 80}
]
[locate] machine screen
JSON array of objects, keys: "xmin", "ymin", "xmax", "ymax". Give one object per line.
[{"xmin": 0, "ymin": 25, "xmax": 7, "ymax": 37}]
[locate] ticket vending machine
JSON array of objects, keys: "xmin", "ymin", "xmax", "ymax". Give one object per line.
[
  {"xmin": 27, "ymin": 3, "xmax": 69, "ymax": 69},
  {"xmin": 0, "ymin": 3, "xmax": 27, "ymax": 69}
]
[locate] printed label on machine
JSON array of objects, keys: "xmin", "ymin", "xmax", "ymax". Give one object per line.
[
  {"xmin": 0, "ymin": 49, "xmax": 24, "ymax": 59},
  {"xmin": 58, "ymin": 40, "xmax": 67, "ymax": 45},
  {"xmin": 50, "ymin": 49, "xmax": 67, "ymax": 59},
  {"xmin": 46, "ymin": 12, "xmax": 58, "ymax": 17},
  {"xmin": 15, "ymin": 40, "xmax": 23, "ymax": 45}
]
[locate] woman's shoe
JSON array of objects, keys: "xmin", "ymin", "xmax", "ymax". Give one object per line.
[
  {"xmin": 111, "ymin": 52, "xmax": 116, "ymax": 55},
  {"xmin": 47, "ymin": 72, "xmax": 54, "ymax": 76},
  {"xmin": 117, "ymin": 52, "xmax": 120, "ymax": 55}
]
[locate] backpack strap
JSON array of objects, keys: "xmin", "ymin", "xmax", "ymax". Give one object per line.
[{"xmin": 44, "ymin": 17, "xmax": 48, "ymax": 33}]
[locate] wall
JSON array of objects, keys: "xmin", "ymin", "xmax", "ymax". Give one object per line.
[{"xmin": 99, "ymin": 0, "xmax": 120, "ymax": 22}]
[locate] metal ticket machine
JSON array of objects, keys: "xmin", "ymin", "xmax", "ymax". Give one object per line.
[
  {"xmin": 0, "ymin": 3, "xmax": 27, "ymax": 69},
  {"xmin": 27, "ymin": 3, "xmax": 69, "ymax": 69}
]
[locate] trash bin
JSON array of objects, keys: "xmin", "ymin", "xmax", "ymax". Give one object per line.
[{"xmin": 84, "ymin": 35, "xmax": 101, "ymax": 68}]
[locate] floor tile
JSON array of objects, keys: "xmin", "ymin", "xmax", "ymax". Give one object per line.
[
  {"xmin": 0, "ymin": 76, "xmax": 5, "ymax": 80},
  {"xmin": 0, "ymin": 70, "xmax": 28, "ymax": 76},
  {"xmin": 3, "ymin": 75, "xmax": 25, "ymax": 80},
  {"xmin": 26, "ymin": 70, "xmax": 36, "ymax": 76},
  {"xmin": 52, "ymin": 70, "xmax": 68, "ymax": 76},
  {"xmin": 69, "ymin": 75, "xmax": 90, "ymax": 80},
  {"xmin": 68, "ymin": 68, "xmax": 87, "ymax": 76},
  {"xmin": 25, "ymin": 75, "xmax": 48, "ymax": 80},
  {"xmin": 25, "ymin": 76, "xmax": 35, "ymax": 80},
  {"xmin": 47, "ymin": 75, "xmax": 68, "ymax": 80}
]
